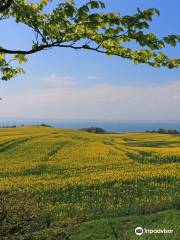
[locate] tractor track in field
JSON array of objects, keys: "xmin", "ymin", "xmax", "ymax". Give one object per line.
[
  {"xmin": 0, "ymin": 134, "xmax": 56, "ymax": 154},
  {"xmin": 40, "ymin": 141, "xmax": 70, "ymax": 161},
  {"xmin": 0, "ymin": 137, "xmax": 30, "ymax": 153}
]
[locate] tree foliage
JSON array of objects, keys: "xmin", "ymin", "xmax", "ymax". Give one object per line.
[{"xmin": 0, "ymin": 0, "xmax": 180, "ymax": 80}]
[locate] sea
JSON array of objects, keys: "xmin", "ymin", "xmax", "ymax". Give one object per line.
[{"xmin": 0, "ymin": 119, "xmax": 180, "ymax": 133}]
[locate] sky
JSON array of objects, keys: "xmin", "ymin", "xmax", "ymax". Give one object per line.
[{"xmin": 0, "ymin": 0, "xmax": 180, "ymax": 121}]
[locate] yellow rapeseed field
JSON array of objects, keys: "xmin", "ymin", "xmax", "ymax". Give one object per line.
[{"xmin": 0, "ymin": 126, "xmax": 180, "ymax": 239}]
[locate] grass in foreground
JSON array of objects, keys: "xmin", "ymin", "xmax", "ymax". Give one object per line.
[{"xmin": 70, "ymin": 210, "xmax": 180, "ymax": 240}]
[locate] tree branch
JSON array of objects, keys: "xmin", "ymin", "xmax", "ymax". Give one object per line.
[
  {"xmin": 0, "ymin": 45, "xmax": 50, "ymax": 54},
  {"xmin": 0, "ymin": 42, "xmax": 127, "ymax": 58}
]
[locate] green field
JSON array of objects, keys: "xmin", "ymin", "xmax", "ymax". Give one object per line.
[{"xmin": 0, "ymin": 126, "xmax": 180, "ymax": 239}]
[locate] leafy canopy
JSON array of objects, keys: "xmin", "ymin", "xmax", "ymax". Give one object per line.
[{"xmin": 0, "ymin": 0, "xmax": 180, "ymax": 80}]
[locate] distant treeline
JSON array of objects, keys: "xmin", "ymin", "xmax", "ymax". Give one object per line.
[
  {"xmin": 146, "ymin": 129, "xmax": 179, "ymax": 134},
  {"xmin": 80, "ymin": 127, "xmax": 106, "ymax": 134}
]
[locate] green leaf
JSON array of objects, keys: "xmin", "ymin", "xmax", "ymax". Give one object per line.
[
  {"xmin": 89, "ymin": 1, "xmax": 99, "ymax": 9},
  {"xmin": 14, "ymin": 54, "xmax": 28, "ymax": 64}
]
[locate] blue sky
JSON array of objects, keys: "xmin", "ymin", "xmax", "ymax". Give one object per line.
[{"xmin": 0, "ymin": 0, "xmax": 180, "ymax": 120}]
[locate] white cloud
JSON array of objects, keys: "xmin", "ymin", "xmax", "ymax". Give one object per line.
[
  {"xmin": 87, "ymin": 75, "xmax": 100, "ymax": 80},
  {"xmin": 1, "ymin": 80, "xmax": 180, "ymax": 120},
  {"xmin": 42, "ymin": 73, "xmax": 78, "ymax": 87}
]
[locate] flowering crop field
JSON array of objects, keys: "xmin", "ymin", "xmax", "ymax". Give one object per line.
[{"xmin": 0, "ymin": 126, "xmax": 180, "ymax": 239}]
